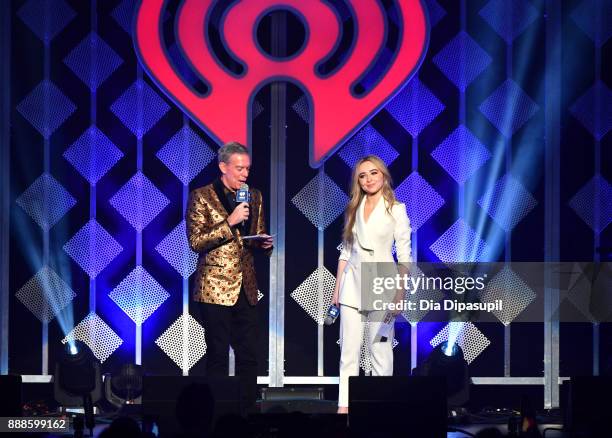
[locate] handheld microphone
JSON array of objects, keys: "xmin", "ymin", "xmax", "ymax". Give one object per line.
[
  {"xmin": 235, "ymin": 184, "xmax": 250, "ymax": 230},
  {"xmin": 235, "ymin": 183, "xmax": 250, "ymax": 203},
  {"xmin": 324, "ymin": 304, "xmax": 340, "ymax": 325}
]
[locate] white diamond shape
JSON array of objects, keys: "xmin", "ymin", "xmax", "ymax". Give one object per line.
[
  {"xmin": 430, "ymin": 321, "xmax": 490, "ymax": 364},
  {"xmin": 290, "ymin": 267, "xmax": 336, "ymax": 325},
  {"xmin": 62, "ymin": 313, "xmax": 123, "ymax": 363},
  {"xmin": 156, "ymin": 314, "xmax": 207, "ymax": 371}
]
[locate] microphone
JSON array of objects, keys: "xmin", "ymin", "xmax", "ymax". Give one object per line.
[
  {"xmin": 324, "ymin": 304, "xmax": 340, "ymax": 325},
  {"xmin": 235, "ymin": 183, "xmax": 250, "ymax": 203},
  {"xmin": 375, "ymin": 312, "xmax": 395, "ymax": 342},
  {"xmin": 235, "ymin": 184, "xmax": 250, "ymax": 230}
]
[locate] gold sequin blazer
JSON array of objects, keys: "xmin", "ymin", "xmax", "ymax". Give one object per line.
[{"xmin": 187, "ymin": 179, "xmax": 269, "ymax": 306}]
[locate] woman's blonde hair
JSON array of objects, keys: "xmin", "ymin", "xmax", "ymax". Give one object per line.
[{"xmin": 342, "ymin": 155, "xmax": 397, "ymax": 245}]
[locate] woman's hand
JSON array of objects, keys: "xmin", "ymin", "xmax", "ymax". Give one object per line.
[{"xmin": 331, "ymin": 289, "xmax": 339, "ymax": 307}]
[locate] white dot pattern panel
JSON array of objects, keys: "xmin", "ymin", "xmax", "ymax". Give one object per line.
[
  {"xmin": 430, "ymin": 321, "xmax": 490, "ymax": 364},
  {"xmin": 429, "ymin": 218, "xmax": 489, "ymax": 263},
  {"xmin": 480, "ymin": 266, "xmax": 536, "ymax": 325},
  {"xmin": 156, "ymin": 125, "xmax": 215, "ymax": 185},
  {"xmin": 62, "ymin": 313, "xmax": 123, "ymax": 363},
  {"xmin": 395, "ymin": 171, "xmax": 445, "ymax": 231},
  {"xmin": 290, "ymin": 267, "xmax": 336, "ymax": 325},
  {"xmin": 338, "ymin": 124, "xmax": 398, "ymax": 169},
  {"xmin": 291, "ymin": 172, "xmax": 348, "ymax": 230},
  {"xmin": 16, "ymin": 173, "xmax": 77, "ymax": 231},
  {"xmin": 109, "ymin": 266, "xmax": 170, "ymax": 325},
  {"xmin": 155, "ymin": 314, "xmax": 207, "ymax": 372},
  {"xmin": 155, "ymin": 220, "xmax": 198, "ymax": 279},
  {"xmin": 16, "ymin": 266, "xmax": 76, "ymax": 323}
]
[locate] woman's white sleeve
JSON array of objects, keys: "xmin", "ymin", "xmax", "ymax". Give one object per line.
[{"xmin": 393, "ymin": 203, "xmax": 412, "ymax": 266}]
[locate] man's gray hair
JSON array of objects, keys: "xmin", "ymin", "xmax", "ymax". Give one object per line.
[{"xmin": 218, "ymin": 141, "xmax": 249, "ymax": 164}]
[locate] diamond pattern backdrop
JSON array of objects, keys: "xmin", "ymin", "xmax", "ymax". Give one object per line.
[{"xmin": 7, "ymin": 0, "xmax": 611, "ymax": 380}]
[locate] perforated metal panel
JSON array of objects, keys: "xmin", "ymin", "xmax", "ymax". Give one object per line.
[
  {"xmin": 291, "ymin": 95, "xmax": 309, "ymax": 122},
  {"xmin": 479, "ymin": 79, "xmax": 539, "ymax": 137},
  {"xmin": 155, "ymin": 220, "xmax": 198, "ymax": 279},
  {"xmin": 394, "ymin": 172, "xmax": 445, "ymax": 231},
  {"xmin": 291, "ymin": 172, "xmax": 348, "ymax": 230},
  {"xmin": 339, "ymin": 125, "xmax": 398, "ymax": 169},
  {"xmin": 570, "ymin": 0, "xmax": 612, "ymax": 46},
  {"xmin": 64, "ymin": 126, "xmax": 124, "ymax": 185},
  {"xmin": 337, "ymin": 319, "xmax": 399, "ymax": 373},
  {"xmin": 111, "ymin": 0, "xmax": 134, "ymax": 35},
  {"xmin": 569, "ymin": 81, "xmax": 612, "ymax": 140},
  {"xmin": 430, "ymin": 322, "xmax": 490, "ymax": 364},
  {"xmin": 110, "ymin": 80, "xmax": 170, "ymax": 138},
  {"xmin": 568, "ymin": 174, "xmax": 612, "ymax": 233},
  {"xmin": 385, "ymin": 77, "xmax": 444, "ymax": 137},
  {"xmin": 16, "ymin": 80, "xmax": 76, "ymax": 138},
  {"xmin": 63, "ymin": 32, "xmax": 123, "ymax": 91},
  {"xmin": 109, "ymin": 171, "xmax": 170, "ymax": 232},
  {"xmin": 429, "ymin": 219, "xmax": 489, "ymax": 263},
  {"xmin": 109, "ymin": 266, "xmax": 169, "ymax": 325},
  {"xmin": 478, "ymin": 174, "xmax": 538, "ymax": 231},
  {"xmin": 433, "ymin": 31, "xmax": 492, "ymax": 92},
  {"xmin": 16, "ymin": 173, "xmax": 76, "ymax": 231},
  {"xmin": 156, "ymin": 126, "xmax": 215, "ymax": 185},
  {"xmin": 155, "ymin": 314, "xmax": 207, "ymax": 371},
  {"xmin": 290, "ymin": 267, "xmax": 336, "ymax": 325},
  {"xmin": 63, "ymin": 219, "xmax": 123, "ymax": 279},
  {"xmin": 479, "ymin": 0, "xmax": 538, "ymax": 43},
  {"xmin": 431, "ymin": 125, "xmax": 491, "ymax": 185},
  {"xmin": 480, "ymin": 266, "xmax": 536, "ymax": 325},
  {"xmin": 16, "ymin": 266, "xmax": 76, "ymax": 323},
  {"xmin": 17, "ymin": 0, "xmax": 75, "ymax": 42},
  {"xmin": 62, "ymin": 313, "xmax": 123, "ymax": 363}
]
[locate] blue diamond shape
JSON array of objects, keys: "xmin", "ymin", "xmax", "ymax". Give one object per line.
[
  {"xmin": 64, "ymin": 126, "xmax": 124, "ymax": 185},
  {"xmin": 112, "ymin": 0, "xmax": 136, "ymax": 34},
  {"xmin": 16, "ymin": 80, "xmax": 76, "ymax": 138},
  {"xmin": 16, "ymin": 173, "xmax": 76, "ymax": 231},
  {"xmin": 431, "ymin": 125, "xmax": 491, "ymax": 184},
  {"xmin": 156, "ymin": 126, "xmax": 215, "ymax": 185},
  {"xmin": 291, "ymin": 172, "xmax": 349, "ymax": 230},
  {"xmin": 479, "ymin": 80, "xmax": 539, "ymax": 137},
  {"xmin": 156, "ymin": 221, "xmax": 198, "ymax": 278},
  {"xmin": 63, "ymin": 33, "xmax": 123, "ymax": 91},
  {"xmin": 110, "ymin": 80, "xmax": 170, "ymax": 138},
  {"xmin": 479, "ymin": 0, "xmax": 539, "ymax": 43},
  {"xmin": 64, "ymin": 219, "xmax": 123, "ymax": 278},
  {"xmin": 386, "ymin": 78, "xmax": 445, "ymax": 136},
  {"xmin": 433, "ymin": 32, "xmax": 492, "ymax": 91},
  {"xmin": 571, "ymin": 0, "xmax": 612, "ymax": 47},
  {"xmin": 17, "ymin": 0, "xmax": 76, "ymax": 43},
  {"xmin": 569, "ymin": 81, "xmax": 612, "ymax": 141},
  {"xmin": 110, "ymin": 172, "xmax": 170, "ymax": 232},
  {"xmin": 425, "ymin": 0, "xmax": 446, "ymax": 27},
  {"xmin": 395, "ymin": 172, "xmax": 445, "ymax": 230},
  {"xmin": 339, "ymin": 125, "xmax": 398, "ymax": 169},
  {"xmin": 478, "ymin": 174, "xmax": 538, "ymax": 231},
  {"xmin": 430, "ymin": 219, "xmax": 489, "ymax": 262},
  {"xmin": 568, "ymin": 175, "xmax": 612, "ymax": 233},
  {"xmin": 109, "ymin": 266, "xmax": 169, "ymax": 325}
]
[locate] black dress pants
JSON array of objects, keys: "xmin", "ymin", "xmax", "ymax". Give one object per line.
[{"xmin": 196, "ymin": 287, "xmax": 259, "ymax": 413}]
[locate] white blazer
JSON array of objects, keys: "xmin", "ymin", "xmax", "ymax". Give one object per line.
[{"xmin": 338, "ymin": 196, "xmax": 412, "ymax": 310}]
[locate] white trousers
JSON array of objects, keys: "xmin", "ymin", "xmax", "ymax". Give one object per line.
[{"xmin": 338, "ymin": 304, "xmax": 394, "ymax": 407}]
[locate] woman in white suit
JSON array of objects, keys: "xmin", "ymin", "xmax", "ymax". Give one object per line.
[{"xmin": 332, "ymin": 155, "xmax": 412, "ymax": 414}]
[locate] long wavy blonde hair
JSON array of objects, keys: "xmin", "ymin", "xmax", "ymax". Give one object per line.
[{"xmin": 342, "ymin": 155, "xmax": 397, "ymax": 245}]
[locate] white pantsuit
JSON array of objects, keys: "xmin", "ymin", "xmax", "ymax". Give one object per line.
[{"xmin": 337, "ymin": 196, "xmax": 412, "ymax": 407}]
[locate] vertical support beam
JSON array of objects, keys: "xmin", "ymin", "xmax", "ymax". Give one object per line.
[
  {"xmin": 0, "ymin": 0, "xmax": 11, "ymax": 375},
  {"xmin": 135, "ymin": 64, "xmax": 144, "ymax": 366},
  {"xmin": 89, "ymin": 0, "xmax": 98, "ymax": 315},
  {"xmin": 182, "ymin": 118, "xmax": 190, "ymax": 376},
  {"xmin": 544, "ymin": 0, "xmax": 561, "ymax": 409},
  {"xmin": 316, "ymin": 143, "xmax": 326, "ymax": 375},
  {"xmin": 592, "ymin": 0, "xmax": 602, "ymax": 377},
  {"xmin": 269, "ymin": 11, "xmax": 287, "ymax": 387},
  {"xmin": 410, "ymin": 135, "xmax": 418, "ymax": 370}
]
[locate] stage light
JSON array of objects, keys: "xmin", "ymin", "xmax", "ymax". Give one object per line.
[
  {"xmin": 54, "ymin": 340, "xmax": 102, "ymax": 436},
  {"xmin": 413, "ymin": 342, "xmax": 470, "ymax": 408},
  {"xmin": 105, "ymin": 363, "xmax": 144, "ymax": 413}
]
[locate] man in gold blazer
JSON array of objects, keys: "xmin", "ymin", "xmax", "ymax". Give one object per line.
[{"xmin": 187, "ymin": 141, "xmax": 272, "ymax": 412}]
